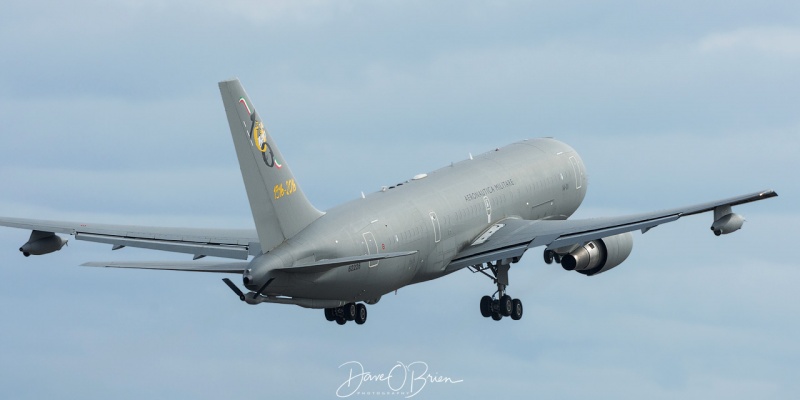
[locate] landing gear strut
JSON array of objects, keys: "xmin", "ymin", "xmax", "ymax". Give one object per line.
[
  {"xmin": 324, "ymin": 303, "xmax": 368, "ymax": 325},
  {"xmin": 470, "ymin": 259, "xmax": 523, "ymax": 321}
]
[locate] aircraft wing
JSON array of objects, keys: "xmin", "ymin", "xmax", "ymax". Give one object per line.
[
  {"xmin": 446, "ymin": 189, "xmax": 778, "ymax": 272},
  {"xmin": 0, "ymin": 217, "xmax": 260, "ymax": 260}
]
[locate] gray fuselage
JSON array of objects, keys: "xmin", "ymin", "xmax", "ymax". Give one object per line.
[{"xmin": 244, "ymin": 138, "xmax": 587, "ymax": 303}]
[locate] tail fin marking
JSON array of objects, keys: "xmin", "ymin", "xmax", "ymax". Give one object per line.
[{"xmin": 219, "ymin": 79, "xmax": 323, "ymax": 253}]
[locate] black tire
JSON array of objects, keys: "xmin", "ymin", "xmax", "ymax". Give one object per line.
[
  {"xmin": 499, "ymin": 295, "xmax": 513, "ymax": 317},
  {"xmin": 324, "ymin": 308, "xmax": 336, "ymax": 321},
  {"xmin": 491, "ymin": 312, "xmax": 502, "ymax": 321},
  {"xmin": 480, "ymin": 296, "xmax": 492, "ymax": 318},
  {"xmin": 343, "ymin": 303, "xmax": 357, "ymax": 321},
  {"xmin": 336, "ymin": 316, "xmax": 346, "ymax": 325},
  {"xmin": 511, "ymin": 299, "xmax": 523, "ymax": 320},
  {"xmin": 543, "ymin": 250, "xmax": 554, "ymax": 264},
  {"xmin": 355, "ymin": 303, "xmax": 368, "ymax": 325}
]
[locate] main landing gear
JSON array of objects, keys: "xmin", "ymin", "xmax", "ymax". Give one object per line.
[
  {"xmin": 324, "ymin": 303, "xmax": 368, "ymax": 325},
  {"xmin": 470, "ymin": 259, "xmax": 523, "ymax": 321}
]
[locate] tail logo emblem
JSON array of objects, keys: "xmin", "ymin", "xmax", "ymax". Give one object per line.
[
  {"xmin": 251, "ymin": 120, "xmax": 278, "ymax": 168},
  {"xmin": 241, "ymin": 99, "xmax": 283, "ymax": 169}
]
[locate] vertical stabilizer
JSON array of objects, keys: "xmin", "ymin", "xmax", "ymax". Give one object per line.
[{"xmin": 219, "ymin": 79, "xmax": 323, "ymax": 253}]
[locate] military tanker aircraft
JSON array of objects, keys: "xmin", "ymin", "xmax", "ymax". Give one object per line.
[{"xmin": 0, "ymin": 79, "xmax": 777, "ymax": 325}]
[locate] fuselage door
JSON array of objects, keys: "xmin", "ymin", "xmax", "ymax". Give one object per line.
[
  {"xmin": 569, "ymin": 156, "xmax": 582, "ymax": 189},
  {"xmin": 362, "ymin": 232, "xmax": 379, "ymax": 267},
  {"xmin": 483, "ymin": 196, "xmax": 492, "ymax": 223},
  {"xmin": 429, "ymin": 212, "xmax": 441, "ymax": 243}
]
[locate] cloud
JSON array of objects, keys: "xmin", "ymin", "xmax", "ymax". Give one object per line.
[
  {"xmin": 0, "ymin": 165, "xmax": 252, "ymax": 224},
  {"xmin": 218, "ymin": 0, "xmax": 357, "ymax": 24},
  {"xmin": 698, "ymin": 26, "xmax": 800, "ymax": 56}
]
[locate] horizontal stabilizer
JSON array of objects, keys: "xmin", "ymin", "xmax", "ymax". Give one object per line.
[
  {"xmin": 82, "ymin": 251, "xmax": 417, "ymax": 275},
  {"xmin": 281, "ymin": 251, "xmax": 418, "ymax": 274},
  {"xmin": 76, "ymin": 233, "xmax": 251, "ymax": 260},
  {"xmin": 82, "ymin": 261, "xmax": 249, "ymax": 273}
]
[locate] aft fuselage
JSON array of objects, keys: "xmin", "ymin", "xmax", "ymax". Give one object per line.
[{"xmin": 245, "ymin": 138, "xmax": 587, "ymax": 304}]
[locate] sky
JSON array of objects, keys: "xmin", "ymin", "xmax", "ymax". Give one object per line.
[{"xmin": 0, "ymin": 1, "xmax": 798, "ymax": 398}]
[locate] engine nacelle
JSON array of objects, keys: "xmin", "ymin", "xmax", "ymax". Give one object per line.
[
  {"xmin": 19, "ymin": 232, "xmax": 67, "ymax": 257},
  {"xmin": 711, "ymin": 213, "xmax": 744, "ymax": 236},
  {"xmin": 560, "ymin": 232, "xmax": 633, "ymax": 276}
]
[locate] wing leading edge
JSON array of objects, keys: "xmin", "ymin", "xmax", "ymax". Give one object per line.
[{"xmin": 447, "ymin": 189, "xmax": 778, "ymax": 272}]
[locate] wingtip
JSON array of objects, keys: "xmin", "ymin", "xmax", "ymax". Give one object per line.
[{"xmin": 761, "ymin": 189, "xmax": 779, "ymax": 198}]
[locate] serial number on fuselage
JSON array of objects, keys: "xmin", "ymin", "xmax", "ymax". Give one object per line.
[{"xmin": 347, "ymin": 263, "xmax": 361, "ymax": 272}]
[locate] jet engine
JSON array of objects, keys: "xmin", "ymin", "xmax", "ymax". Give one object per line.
[
  {"xmin": 19, "ymin": 231, "xmax": 68, "ymax": 257},
  {"xmin": 560, "ymin": 232, "xmax": 633, "ymax": 276}
]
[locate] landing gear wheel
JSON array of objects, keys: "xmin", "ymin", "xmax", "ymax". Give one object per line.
[
  {"xmin": 499, "ymin": 295, "xmax": 513, "ymax": 317},
  {"xmin": 324, "ymin": 308, "xmax": 336, "ymax": 321},
  {"xmin": 543, "ymin": 250, "xmax": 554, "ymax": 264},
  {"xmin": 480, "ymin": 296, "xmax": 492, "ymax": 318},
  {"xmin": 343, "ymin": 303, "xmax": 356, "ymax": 321},
  {"xmin": 336, "ymin": 316, "xmax": 346, "ymax": 325},
  {"xmin": 473, "ymin": 259, "xmax": 524, "ymax": 322},
  {"xmin": 511, "ymin": 299, "xmax": 523, "ymax": 320},
  {"xmin": 355, "ymin": 303, "xmax": 367, "ymax": 325}
]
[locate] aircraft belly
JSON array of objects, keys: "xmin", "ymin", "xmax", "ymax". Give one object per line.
[
  {"xmin": 270, "ymin": 256, "xmax": 414, "ymax": 301},
  {"xmin": 266, "ymin": 240, "xmax": 429, "ymax": 301}
]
